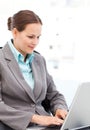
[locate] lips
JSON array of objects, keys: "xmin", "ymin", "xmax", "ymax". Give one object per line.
[{"xmin": 28, "ymin": 45, "xmax": 35, "ymax": 50}]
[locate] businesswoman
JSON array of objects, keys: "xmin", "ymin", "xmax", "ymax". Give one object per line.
[{"xmin": 0, "ymin": 10, "xmax": 68, "ymax": 130}]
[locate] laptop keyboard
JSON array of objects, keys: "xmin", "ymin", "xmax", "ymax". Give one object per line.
[{"xmin": 41, "ymin": 125, "xmax": 61, "ymax": 130}]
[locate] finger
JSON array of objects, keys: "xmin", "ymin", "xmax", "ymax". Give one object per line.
[{"xmin": 54, "ymin": 119, "xmax": 64, "ymax": 125}]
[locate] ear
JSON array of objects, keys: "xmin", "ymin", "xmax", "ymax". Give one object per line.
[{"xmin": 12, "ymin": 28, "xmax": 19, "ymax": 38}]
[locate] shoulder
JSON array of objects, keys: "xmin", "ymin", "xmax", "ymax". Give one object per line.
[
  {"xmin": 0, "ymin": 47, "xmax": 3, "ymax": 55},
  {"xmin": 33, "ymin": 50, "xmax": 46, "ymax": 62},
  {"xmin": 33, "ymin": 50, "xmax": 40, "ymax": 55},
  {"xmin": 0, "ymin": 47, "xmax": 4, "ymax": 64},
  {"xmin": 33, "ymin": 50, "xmax": 42, "ymax": 58}
]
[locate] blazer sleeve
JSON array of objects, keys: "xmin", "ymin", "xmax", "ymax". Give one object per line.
[{"xmin": 42, "ymin": 57, "xmax": 68, "ymax": 114}]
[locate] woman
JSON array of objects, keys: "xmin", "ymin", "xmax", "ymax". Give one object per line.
[{"xmin": 0, "ymin": 10, "xmax": 68, "ymax": 130}]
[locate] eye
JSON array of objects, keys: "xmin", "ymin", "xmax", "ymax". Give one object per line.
[
  {"xmin": 37, "ymin": 36, "xmax": 40, "ymax": 39},
  {"xmin": 27, "ymin": 35, "xmax": 41, "ymax": 39},
  {"xmin": 37, "ymin": 35, "xmax": 41, "ymax": 39},
  {"xmin": 27, "ymin": 35, "xmax": 34, "ymax": 39}
]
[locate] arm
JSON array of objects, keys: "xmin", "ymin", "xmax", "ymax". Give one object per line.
[
  {"xmin": 42, "ymin": 57, "xmax": 68, "ymax": 115},
  {"xmin": 30, "ymin": 73, "xmax": 68, "ymax": 126},
  {"xmin": 46, "ymin": 74, "xmax": 68, "ymax": 113},
  {"xmin": 31, "ymin": 56, "xmax": 68, "ymax": 126}
]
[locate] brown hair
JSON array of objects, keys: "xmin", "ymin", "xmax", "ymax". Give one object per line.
[{"xmin": 7, "ymin": 10, "xmax": 42, "ymax": 31}]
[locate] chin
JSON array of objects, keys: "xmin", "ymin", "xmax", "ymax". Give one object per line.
[{"xmin": 27, "ymin": 50, "xmax": 33, "ymax": 54}]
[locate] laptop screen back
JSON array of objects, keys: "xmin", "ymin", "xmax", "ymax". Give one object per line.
[{"xmin": 61, "ymin": 82, "xmax": 90, "ymax": 130}]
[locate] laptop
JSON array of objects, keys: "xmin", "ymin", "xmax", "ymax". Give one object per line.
[
  {"xmin": 27, "ymin": 82, "xmax": 90, "ymax": 130},
  {"xmin": 60, "ymin": 82, "xmax": 90, "ymax": 130}
]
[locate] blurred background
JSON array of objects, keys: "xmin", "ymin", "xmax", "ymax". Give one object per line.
[{"xmin": 0, "ymin": 0, "xmax": 90, "ymax": 107}]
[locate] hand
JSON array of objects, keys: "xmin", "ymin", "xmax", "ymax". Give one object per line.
[
  {"xmin": 31, "ymin": 114, "xmax": 64, "ymax": 126},
  {"xmin": 55, "ymin": 109, "xmax": 67, "ymax": 120}
]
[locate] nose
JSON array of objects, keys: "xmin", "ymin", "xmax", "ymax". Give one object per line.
[{"xmin": 33, "ymin": 38, "xmax": 39, "ymax": 45}]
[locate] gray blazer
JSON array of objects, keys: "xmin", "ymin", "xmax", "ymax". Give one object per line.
[{"xmin": 0, "ymin": 43, "xmax": 68, "ymax": 130}]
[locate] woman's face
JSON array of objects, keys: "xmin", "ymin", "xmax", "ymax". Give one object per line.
[{"xmin": 12, "ymin": 23, "xmax": 42, "ymax": 57}]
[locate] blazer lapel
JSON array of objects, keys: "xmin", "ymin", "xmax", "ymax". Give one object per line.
[
  {"xmin": 3, "ymin": 44, "xmax": 35, "ymax": 102},
  {"xmin": 32, "ymin": 56, "xmax": 43, "ymax": 100}
]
